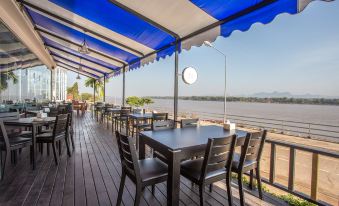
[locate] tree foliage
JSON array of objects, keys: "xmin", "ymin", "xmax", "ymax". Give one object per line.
[
  {"xmin": 84, "ymin": 78, "xmax": 108, "ymax": 101},
  {"xmin": 67, "ymin": 82, "xmax": 80, "ymax": 100},
  {"xmin": 81, "ymin": 93, "xmax": 93, "ymax": 101},
  {"xmin": 0, "ymin": 71, "xmax": 18, "ymax": 91},
  {"xmin": 126, "ymin": 96, "xmax": 154, "ymax": 107}
]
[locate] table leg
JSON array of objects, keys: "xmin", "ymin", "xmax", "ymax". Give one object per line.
[
  {"xmin": 167, "ymin": 150, "xmax": 181, "ymax": 206},
  {"xmin": 32, "ymin": 125, "xmax": 37, "ymax": 170},
  {"xmin": 139, "ymin": 135, "xmax": 146, "ymax": 159}
]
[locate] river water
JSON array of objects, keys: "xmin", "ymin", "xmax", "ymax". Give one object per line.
[{"xmin": 149, "ymin": 99, "xmax": 339, "ymax": 125}]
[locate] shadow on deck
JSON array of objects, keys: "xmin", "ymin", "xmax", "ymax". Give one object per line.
[{"xmin": 0, "ymin": 113, "xmax": 287, "ymax": 206}]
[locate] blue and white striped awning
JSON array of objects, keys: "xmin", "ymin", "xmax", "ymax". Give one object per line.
[{"xmin": 20, "ymin": 0, "xmax": 332, "ymax": 79}]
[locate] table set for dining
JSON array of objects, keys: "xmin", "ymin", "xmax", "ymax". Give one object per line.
[{"xmin": 94, "ymin": 103, "xmax": 267, "ymax": 206}]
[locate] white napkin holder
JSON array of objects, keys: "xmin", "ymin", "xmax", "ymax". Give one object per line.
[
  {"xmin": 37, "ymin": 112, "xmax": 47, "ymax": 118},
  {"xmin": 223, "ymin": 120, "xmax": 236, "ymax": 131}
]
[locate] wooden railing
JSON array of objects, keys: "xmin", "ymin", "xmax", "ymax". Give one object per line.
[{"xmin": 261, "ymin": 139, "xmax": 339, "ymax": 206}]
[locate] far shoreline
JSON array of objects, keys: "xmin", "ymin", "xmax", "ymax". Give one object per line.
[{"xmin": 147, "ymin": 96, "xmax": 339, "ymax": 106}]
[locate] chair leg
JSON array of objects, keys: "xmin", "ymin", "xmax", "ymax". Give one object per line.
[
  {"xmin": 58, "ymin": 141, "xmax": 62, "ymax": 156},
  {"xmin": 47, "ymin": 143, "xmax": 50, "ymax": 156},
  {"xmin": 117, "ymin": 172, "xmax": 126, "ymax": 206},
  {"xmin": 1, "ymin": 151, "xmax": 7, "ymax": 180},
  {"xmin": 134, "ymin": 186, "xmax": 142, "ymax": 206},
  {"xmin": 238, "ymin": 173, "xmax": 245, "ymax": 206},
  {"xmin": 226, "ymin": 170, "xmax": 233, "ymax": 206},
  {"xmin": 256, "ymin": 166, "xmax": 263, "ymax": 199},
  {"xmin": 151, "ymin": 185, "xmax": 155, "ymax": 195},
  {"xmin": 70, "ymin": 130, "xmax": 75, "ymax": 150},
  {"xmin": 52, "ymin": 142, "xmax": 58, "ymax": 165},
  {"xmin": 65, "ymin": 137, "xmax": 71, "ymax": 157},
  {"xmin": 209, "ymin": 184, "xmax": 213, "ymax": 192},
  {"xmin": 249, "ymin": 169, "xmax": 254, "ymax": 190},
  {"xmin": 199, "ymin": 185, "xmax": 204, "ymax": 206}
]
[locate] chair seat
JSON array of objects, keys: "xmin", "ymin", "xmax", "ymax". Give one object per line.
[
  {"xmin": 139, "ymin": 158, "xmax": 168, "ymax": 183},
  {"xmin": 36, "ymin": 132, "xmax": 65, "ymax": 142},
  {"xmin": 232, "ymin": 153, "xmax": 257, "ymax": 171},
  {"xmin": 181, "ymin": 158, "xmax": 227, "ymax": 181},
  {"xmin": 0, "ymin": 136, "xmax": 32, "ymax": 148},
  {"xmin": 20, "ymin": 130, "xmax": 32, "ymax": 137}
]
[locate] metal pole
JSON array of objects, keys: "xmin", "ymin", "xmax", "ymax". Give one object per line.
[
  {"xmin": 174, "ymin": 44, "xmax": 179, "ymax": 122},
  {"xmin": 103, "ymin": 75, "xmax": 106, "ymax": 102},
  {"xmin": 122, "ymin": 67, "xmax": 126, "ymax": 106},
  {"xmin": 223, "ymin": 55, "xmax": 227, "ymax": 123},
  {"xmin": 93, "ymin": 81, "xmax": 96, "ymax": 103},
  {"xmin": 207, "ymin": 45, "xmax": 227, "ymax": 123},
  {"xmin": 50, "ymin": 69, "xmax": 53, "ymax": 101}
]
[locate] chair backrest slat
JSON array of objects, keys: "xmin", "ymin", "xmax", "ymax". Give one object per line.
[
  {"xmin": 0, "ymin": 112, "xmax": 20, "ymax": 120},
  {"xmin": 53, "ymin": 114, "xmax": 69, "ymax": 137},
  {"xmin": 238, "ymin": 130, "xmax": 267, "ymax": 169},
  {"xmin": 116, "ymin": 131, "xmax": 140, "ymax": 181},
  {"xmin": 0, "ymin": 121, "xmax": 10, "ymax": 151},
  {"xmin": 152, "ymin": 113, "xmax": 168, "ymax": 121},
  {"xmin": 180, "ymin": 118, "xmax": 199, "ymax": 128},
  {"xmin": 120, "ymin": 109, "xmax": 130, "ymax": 117},
  {"xmin": 152, "ymin": 120, "xmax": 174, "ymax": 131},
  {"xmin": 121, "ymin": 106, "xmax": 132, "ymax": 111},
  {"xmin": 200, "ymin": 135, "xmax": 237, "ymax": 181}
]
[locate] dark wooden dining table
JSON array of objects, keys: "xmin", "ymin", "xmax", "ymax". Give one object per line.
[
  {"xmin": 4, "ymin": 117, "xmax": 56, "ymax": 169},
  {"xmin": 139, "ymin": 125, "xmax": 248, "ymax": 206}
]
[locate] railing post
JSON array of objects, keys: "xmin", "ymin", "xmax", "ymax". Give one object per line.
[
  {"xmin": 311, "ymin": 153, "xmax": 319, "ymax": 201},
  {"xmin": 269, "ymin": 143, "xmax": 276, "ymax": 184},
  {"xmin": 173, "ymin": 43, "xmax": 179, "ymax": 122},
  {"xmin": 281, "ymin": 120, "xmax": 284, "ymax": 134},
  {"xmin": 288, "ymin": 148, "xmax": 296, "ymax": 191}
]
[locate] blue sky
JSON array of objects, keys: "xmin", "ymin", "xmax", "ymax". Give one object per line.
[{"xmin": 68, "ymin": 1, "xmax": 339, "ymax": 98}]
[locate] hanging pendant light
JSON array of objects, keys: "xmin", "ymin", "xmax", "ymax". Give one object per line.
[
  {"xmin": 78, "ymin": 32, "xmax": 90, "ymax": 54},
  {"xmin": 76, "ymin": 72, "xmax": 81, "ymax": 80}
]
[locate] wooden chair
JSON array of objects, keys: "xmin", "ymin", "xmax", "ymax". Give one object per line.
[
  {"xmin": 117, "ymin": 109, "xmax": 131, "ymax": 134},
  {"xmin": 180, "ymin": 118, "xmax": 199, "ymax": 128},
  {"xmin": 152, "ymin": 120, "xmax": 175, "ymax": 162},
  {"xmin": 152, "ymin": 120, "xmax": 174, "ymax": 131},
  {"xmin": 36, "ymin": 114, "xmax": 71, "ymax": 165},
  {"xmin": 231, "ymin": 130, "xmax": 267, "ymax": 206},
  {"xmin": 115, "ymin": 131, "xmax": 168, "ymax": 206},
  {"xmin": 0, "ymin": 121, "xmax": 32, "ymax": 180},
  {"xmin": 180, "ymin": 135, "xmax": 237, "ymax": 205},
  {"xmin": 103, "ymin": 104, "xmax": 113, "ymax": 128}
]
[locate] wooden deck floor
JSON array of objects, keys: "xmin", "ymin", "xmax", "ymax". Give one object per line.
[{"xmin": 0, "ymin": 113, "xmax": 286, "ymax": 206}]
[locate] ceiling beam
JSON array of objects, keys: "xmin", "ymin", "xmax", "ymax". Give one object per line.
[
  {"xmin": 46, "ymin": 43, "xmax": 117, "ymax": 72},
  {"xmin": 36, "ymin": 26, "xmax": 126, "ymax": 66},
  {"xmin": 56, "ymin": 61, "xmax": 100, "ymax": 79},
  {"xmin": 0, "ymin": 0, "xmax": 55, "ymax": 68},
  {"xmin": 51, "ymin": 53, "xmax": 107, "ymax": 76},
  {"xmin": 21, "ymin": 0, "xmax": 144, "ymax": 57}
]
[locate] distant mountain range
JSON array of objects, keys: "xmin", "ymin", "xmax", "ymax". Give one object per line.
[{"xmin": 248, "ymin": 91, "xmax": 338, "ymax": 99}]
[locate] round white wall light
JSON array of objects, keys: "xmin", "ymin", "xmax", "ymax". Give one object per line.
[{"xmin": 182, "ymin": 67, "xmax": 198, "ymax": 85}]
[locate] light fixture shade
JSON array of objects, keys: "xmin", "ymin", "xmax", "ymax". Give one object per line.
[
  {"xmin": 76, "ymin": 73, "xmax": 81, "ymax": 80},
  {"xmin": 78, "ymin": 39, "xmax": 90, "ymax": 54}
]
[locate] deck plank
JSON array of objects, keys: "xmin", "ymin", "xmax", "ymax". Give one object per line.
[{"xmin": 0, "ymin": 112, "xmax": 286, "ymax": 206}]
